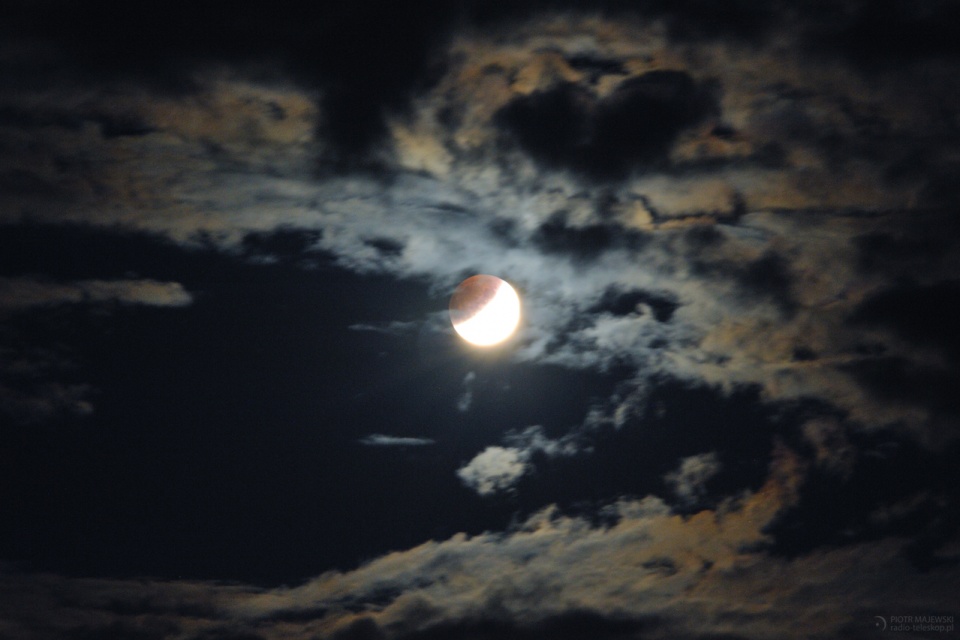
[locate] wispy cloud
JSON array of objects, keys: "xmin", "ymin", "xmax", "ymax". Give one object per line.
[
  {"xmin": 359, "ymin": 434, "xmax": 436, "ymax": 447},
  {"xmin": 0, "ymin": 277, "xmax": 192, "ymax": 312},
  {"xmin": 348, "ymin": 321, "xmax": 419, "ymax": 335},
  {"xmin": 456, "ymin": 371, "xmax": 475, "ymax": 413}
]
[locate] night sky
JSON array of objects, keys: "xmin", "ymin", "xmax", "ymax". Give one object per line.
[{"xmin": 1, "ymin": 2, "xmax": 959, "ymax": 639}]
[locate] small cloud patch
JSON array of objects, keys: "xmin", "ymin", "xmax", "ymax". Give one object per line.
[
  {"xmin": 457, "ymin": 446, "xmax": 528, "ymax": 496},
  {"xmin": 664, "ymin": 452, "xmax": 722, "ymax": 505}
]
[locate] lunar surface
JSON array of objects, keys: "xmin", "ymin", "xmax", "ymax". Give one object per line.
[{"xmin": 449, "ymin": 275, "xmax": 521, "ymax": 346}]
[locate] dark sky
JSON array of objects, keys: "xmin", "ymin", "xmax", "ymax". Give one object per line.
[{"xmin": 1, "ymin": 1, "xmax": 959, "ymax": 639}]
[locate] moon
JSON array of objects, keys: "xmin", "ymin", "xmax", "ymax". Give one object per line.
[{"xmin": 449, "ymin": 275, "xmax": 521, "ymax": 346}]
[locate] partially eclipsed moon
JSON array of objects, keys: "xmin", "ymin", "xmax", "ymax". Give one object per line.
[{"xmin": 449, "ymin": 275, "xmax": 521, "ymax": 346}]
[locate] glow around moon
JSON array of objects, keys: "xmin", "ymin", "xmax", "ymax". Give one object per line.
[{"xmin": 449, "ymin": 275, "xmax": 521, "ymax": 346}]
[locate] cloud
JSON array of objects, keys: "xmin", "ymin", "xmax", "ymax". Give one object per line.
[
  {"xmin": 456, "ymin": 446, "xmax": 528, "ymax": 496},
  {"xmin": 0, "ymin": 277, "xmax": 193, "ymax": 312},
  {"xmin": 349, "ymin": 321, "xmax": 420, "ymax": 336},
  {"xmin": 0, "ymin": 6, "xmax": 957, "ymax": 640},
  {"xmin": 0, "ymin": 277, "xmax": 192, "ymax": 424},
  {"xmin": 0, "ymin": 381, "xmax": 94, "ymax": 426},
  {"xmin": 457, "ymin": 425, "xmax": 584, "ymax": 496},
  {"xmin": 494, "ymin": 70, "xmax": 718, "ymax": 178},
  {"xmin": 359, "ymin": 435, "xmax": 436, "ymax": 447},
  {"xmin": 456, "ymin": 371, "xmax": 476, "ymax": 413},
  {"xmin": 8, "ymin": 442, "xmax": 955, "ymax": 640},
  {"xmin": 2, "ymin": 7, "xmax": 959, "ymax": 491},
  {"xmin": 4, "ymin": 11, "xmax": 958, "ymax": 443},
  {"xmin": 503, "ymin": 424, "xmax": 582, "ymax": 458},
  {"xmin": 664, "ymin": 452, "xmax": 722, "ymax": 505},
  {"xmin": 6, "ymin": 528, "xmax": 955, "ymax": 639},
  {"xmin": 218, "ymin": 446, "xmax": 947, "ymax": 639},
  {"xmin": 0, "ymin": 565, "xmax": 257, "ymax": 640}
]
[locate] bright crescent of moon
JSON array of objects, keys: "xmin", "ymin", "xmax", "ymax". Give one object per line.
[{"xmin": 449, "ymin": 275, "xmax": 521, "ymax": 346}]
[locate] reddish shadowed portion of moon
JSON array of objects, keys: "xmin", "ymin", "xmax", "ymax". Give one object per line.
[{"xmin": 449, "ymin": 275, "xmax": 521, "ymax": 346}]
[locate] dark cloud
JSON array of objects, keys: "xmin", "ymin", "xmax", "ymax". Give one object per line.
[
  {"xmin": 691, "ymin": 250, "xmax": 797, "ymax": 315},
  {"xmin": 4, "ymin": 0, "xmax": 458, "ymax": 160},
  {"xmin": 735, "ymin": 251, "xmax": 796, "ymax": 315},
  {"xmin": 803, "ymin": 0, "xmax": 960, "ymax": 64},
  {"xmin": 0, "ymin": 223, "xmax": 194, "ymax": 282},
  {"xmin": 0, "ymin": 102, "xmax": 160, "ymax": 143},
  {"xmin": 853, "ymin": 231, "xmax": 958, "ymax": 278},
  {"xmin": 333, "ymin": 617, "xmax": 388, "ymax": 640},
  {"xmin": 464, "ymin": 0, "xmax": 779, "ymax": 44},
  {"xmin": 66, "ymin": 620, "xmax": 181, "ymax": 640},
  {"xmin": 791, "ymin": 346, "xmax": 817, "ymax": 362},
  {"xmin": 185, "ymin": 632, "xmax": 267, "ymax": 640},
  {"xmin": 298, "ymin": 1, "xmax": 457, "ymax": 162},
  {"xmin": 849, "ymin": 280, "xmax": 960, "ymax": 362},
  {"xmin": 7, "ymin": 0, "xmax": 957, "ymax": 170},
  {"xmin": 0, "ymin": 104, "xmax": 83, "ymax": 131},
  {"xmin": 93, "ymin": 114, "xmax": 156, "ymax": 139},
  {"xmin": 393, "ymin": 610, "xmax": 655, "ymax": 640},
  {"xmin": 918, "ymin": 165, "xmax": 960, "ymax": 208},
  {"xmin": 642, "ymin": 0, "xmax": 780, "ymax": 42},
  {"xmin": 494, "ymin": 83, "xmax": 590, "ymax": 170},
  {"xmin": 682, "ymin": 223, "xmax": 726, "ymax": 249},
  {"xmin": 531, "ymin": 211, "xmax": 649, "ymax": 260},
  {"xmin": 589, "ymin": 287, "xmax": 679, "ymax": 321},
  {"xmin": 563, "ymin": 55, "xmax": 628, "ymax": 83},
  {"xmin": 93, "ymin": 593, "xmax": 220, "ymax": 619},
  {"xmin": 840, "ymin": 357, "xmax": 960, "ymax": 419},
  {"xmin": 240, "ymin": 227, "xmax": 328, "ymax": 265},
  {"xmin": 364, "ymin": 237, "xmax": 406, "ymax": 259},
  {"xmin": 0, "ymin": 168, "xmax": 64, "ymax": 196},
  {"xmin": 769, "ymin": 429, "xmax": 960, "ymax": 561},
  {"xmin": 495, "ymin": 71, "xmax": 719, "ymax": 178}
]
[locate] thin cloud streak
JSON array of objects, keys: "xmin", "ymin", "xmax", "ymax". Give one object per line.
[
  {"xmin": 359, "ymin": 434, "xmax": 437, "ymax": 447},
  {"xmin": 0, "ymin": 277, "xmax": 193, "ymax": 311}
]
